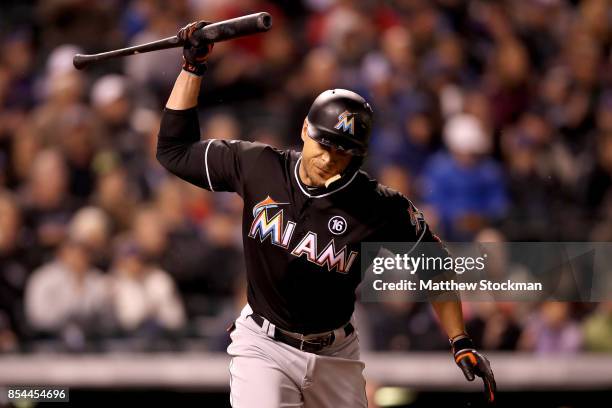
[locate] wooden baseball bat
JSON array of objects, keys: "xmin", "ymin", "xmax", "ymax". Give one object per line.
[{"xmin": 73, "ymin": 12, "xmax": 272, "ymax": 70}]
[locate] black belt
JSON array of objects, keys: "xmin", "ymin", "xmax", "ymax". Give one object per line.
[{"xmin": 250, "ymin": 313, "xmax": 354, "ymax": 353}]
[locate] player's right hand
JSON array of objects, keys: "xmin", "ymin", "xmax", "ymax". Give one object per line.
[
  {"xmin": 451, "ymin": 335, "xmax": 497, "ymax": 404},
  {"xmin": 178, "ymin": 21, "xmax": 214, "ymax": 76}
]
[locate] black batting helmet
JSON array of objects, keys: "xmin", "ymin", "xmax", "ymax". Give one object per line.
[{"xmin": 306, "ymin": 89, "xmax": 373, "ymax": 156}]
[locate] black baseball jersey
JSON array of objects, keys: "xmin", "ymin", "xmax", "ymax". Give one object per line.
[{"xmin": 158, "ymin": 108, "xmax": 446, "ymax": 334}]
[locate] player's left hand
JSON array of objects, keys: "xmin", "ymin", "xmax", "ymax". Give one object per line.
[{"xmin": 451, "ymin": 335, "xmax": 497, "ymax": 404}]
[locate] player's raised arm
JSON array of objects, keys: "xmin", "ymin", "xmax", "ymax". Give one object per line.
[
  {"xmin": 166, "ymin": 20, "xmax": 213, "ymax": 110},
  {"xmin": 156, "ymin": 21, "xmax": 268, "ymax": 196},
  {"xmin": 156, "ymin": 21, "xmax": 214, "ymax": 189},
  {"xmin": 166, "ymin": 70, "xmax": 204, "ymax": 110}
]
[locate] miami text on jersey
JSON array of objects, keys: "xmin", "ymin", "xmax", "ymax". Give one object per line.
[{"xmin": 248, "ymin": 196, "xmax": 358, "ymax": 274}]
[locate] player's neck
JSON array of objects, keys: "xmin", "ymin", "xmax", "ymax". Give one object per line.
[{"xmin": 298, "ymin": 161, "xmax": 318, "ymax": 187}]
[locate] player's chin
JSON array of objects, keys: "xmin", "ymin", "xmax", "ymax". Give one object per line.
[
  {"xmin": 306, "ymin": 170, "xmax": 327, "ymax": 187},
  {"xmin": 315, "ymin": 168, "xmax": 337, "ymax": 184},
  {"xmin": 312, "ymin": 164, "xmax": 333, "ymax": 177}
]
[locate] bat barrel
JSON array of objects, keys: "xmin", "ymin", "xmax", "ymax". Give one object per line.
[{"xmin": 194, "ymin": 12, "xmax": 272, "ymax": 44}]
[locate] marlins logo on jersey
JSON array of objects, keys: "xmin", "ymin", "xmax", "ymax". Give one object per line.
[
  {"xmin": 248, "ymin": 196, "xmax": 358, "ymax": 273},
  {"xmin": 334, "ymin": 111, "xmax": 356, "ymax": 135},
  {"xmin": 249, "ymin": 196, "xmax": 295, "ymax": 248}
]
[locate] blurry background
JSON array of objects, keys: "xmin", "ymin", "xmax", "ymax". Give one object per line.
[{"xmin": 0, "ymin": 0, "xmax": 611, "ymax": 406}]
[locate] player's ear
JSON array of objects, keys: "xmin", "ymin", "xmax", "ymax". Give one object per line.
[{"xmin": 301, "ymin": 119, "xmax": 307, "ymax": 142}]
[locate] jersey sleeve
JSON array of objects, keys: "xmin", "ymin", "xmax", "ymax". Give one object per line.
[
  {"xmin": 157, "ymin": 107, "xmax": 266, "ymax": 196},
  {"xmin": 379, "ymin": 193, "xmax": 450, "ymax": 265},
  {"xmin": 385, "ymin": 195, "xmax": 444, "ymax": 244},
  {"xmin": 384, "ymin": 194, "xmax": 457, "ymax": 299}
]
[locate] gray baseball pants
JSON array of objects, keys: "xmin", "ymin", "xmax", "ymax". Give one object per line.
[{"xmin": 227, "ymin": 304, "xmax": 367, "ymax": 408}]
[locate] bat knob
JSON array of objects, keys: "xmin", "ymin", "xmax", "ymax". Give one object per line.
[{"xmin": 73, "ymin": 54, "xmax": 88, "ymax": 70}]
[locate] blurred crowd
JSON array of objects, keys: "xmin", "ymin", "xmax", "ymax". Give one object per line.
[{"xmin": 0, "ymin": 0, "xmax": 611, "ymax": 354}]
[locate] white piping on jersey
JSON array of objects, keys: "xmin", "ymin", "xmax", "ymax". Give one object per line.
[
  {"xmin": 404, "ymin": 221, "xmax": 427, "ymax": 257},
  {"xmin": 204, "ymin": 139, "xmax": 216, "ymax": 192},
  {"xmin": 294, "ymin": 157, "xmax": 358, "ymax": 198},
  {"xmin": 228, "ymin": 357, "xmax": 234, "ymax": 407}
]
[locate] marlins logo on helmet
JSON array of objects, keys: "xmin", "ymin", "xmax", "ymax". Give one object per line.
[{"xmin": 334, "ymin": 111, "xmax": 356, "ymax": 135}]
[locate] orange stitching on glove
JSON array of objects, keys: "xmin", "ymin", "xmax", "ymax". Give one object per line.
[{"xmin": 455, "ymin": 351, "xmax": 477, "ymax": 366}]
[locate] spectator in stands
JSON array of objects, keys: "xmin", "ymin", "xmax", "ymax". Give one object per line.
[
  {"xmin": 91, "ymin": 160, "xmax": 138, "ymax": 233},
  {"xmin": 0, "ymin": 311, "xmax": 18, "ymax": 352},
  {"xmin": 362, "ymin": 301, "xmax": 448, "ymax": 351},
  {"xmin": 582, "ymin": 301, "xmax": 612, "ymax": 352},
  {"xmin": 377, "ymin": 163, "xmax": 414, "ymax": 199},
  {"xmin": 421, "ymin": 114, "xmax": 507, "ymax": 240},
  {"xmin": 24, "ymin": 239, "xmax": 112, "ymax": 350},
  {"xmin": 465, "ymin": 302, "xmax": 521, "ymax": 352},
  {"xmin": 488, "ymin": 40, "xmax": 532, "ymax": 129},
  {"xmin": 132, "ymin": 204, "xmax": 169, "ymax": 265},
  {"xmin": 124, "ymin": 1, "xmax": 184, "ymax": 100},
  {"xmin": 584, "ymin": 131, "xmax": 612, "ymax": 222},
  {"xmin": 206, "ymin": 273, "xmax": 248, "ymax": 352},
  {"xmin": 519, "ymin": 302, "xmax": 582, "ymax": 354},
  {"xmin": 0, "ymin": 190, "xmax": 29, "ymax": 343},
  {"xmin": 68, "ymin": 206, "xmax": 112, "ymax": 271},
  {"xmin": 130, "ymin": 203, "xmax": 211, "ymax": 324},
  {"xmin": 286, "ymin": 47, "xmax": 339, "ymax": 144},
  {"xmin": 30, "ymin": 45, "xmax": 86, "ymax": 148},
  {"xmin": 0, "ymin": 32, "xmax": 36, "ymax": 191},
  {"xmin": 198, "ymin": 211, "xmax": 245, "ymax": 299},
  {"xmin": 91, "ymin": 74, "xmax": 149, "ymax": 168},
  {"xmin": 19, "ymin": 149, "xmax": 78, "ymax": 266},
  {"xmin": 56, "ymin": 106, "xmax": 100, "ymax": 199},
  {"xmin": 500, "ymin": 112, "xmax": 563, "ymax": 240},
  {"xmin": 130, "ymin": 109, "xmax": 168, "ymax": 200},
  {"xmin": 109, "ymin": 238, "xmax": 185, "ymax": 335},
  {"xmin": 0, "ymin": 31, "xmax": 36, "ymax": 112},
  {"xmin": 154, "ymin": 179, "xmax": 208, "ymax": 302}
]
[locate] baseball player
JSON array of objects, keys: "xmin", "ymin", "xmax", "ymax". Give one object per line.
[{"xmin": 156, "ymin": 21, "xmax": 496, "ymax": 407}]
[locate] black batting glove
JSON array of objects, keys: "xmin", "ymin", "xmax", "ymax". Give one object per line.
[
  {"xmin": 177, "ymin": 20, "xmax": 214, "ymax": 76},
  {"xmin": 451, "ymin": 335, "xmax": 497, "ymax": 404}
]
